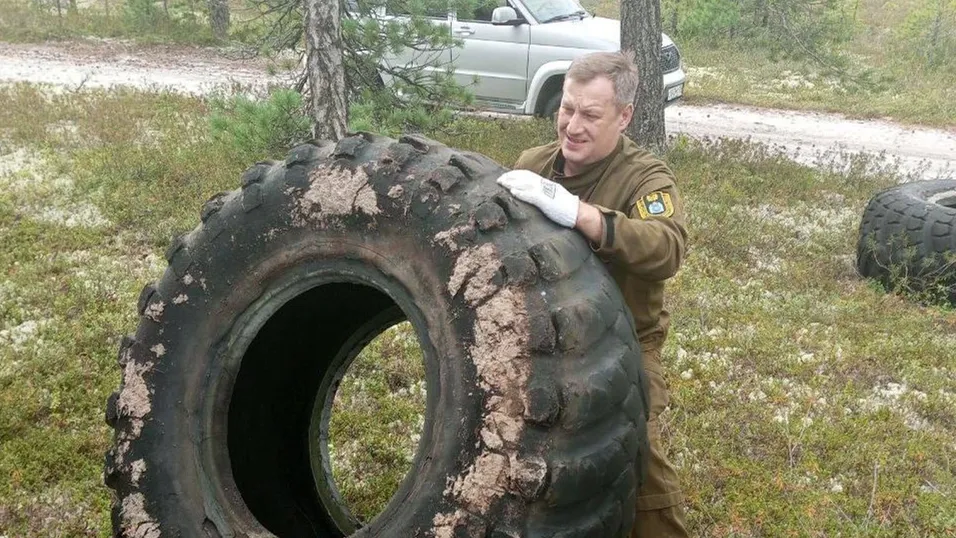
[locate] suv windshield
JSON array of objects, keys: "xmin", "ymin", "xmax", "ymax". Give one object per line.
[{"xmin": 522, "ymin": 0, "xmax": 588, "ymax": 23}]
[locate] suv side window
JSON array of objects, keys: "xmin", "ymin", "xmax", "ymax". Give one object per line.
[{"xmin": 455, "ymin": 0, "xmax": 505, "ymax": 22}]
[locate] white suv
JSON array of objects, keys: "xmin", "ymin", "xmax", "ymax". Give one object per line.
[{"xmin": 379, "ymin": 0, "xmax": 687, "ymax": 116}]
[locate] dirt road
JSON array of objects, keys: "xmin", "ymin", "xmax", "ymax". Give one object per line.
[
  {"xmin": 2, "ymin": 40, "xmax": 953, "ymax": 180},
  {"xmin": 667, "ymin": 104, "xmax": 955, "ymax": 181}
]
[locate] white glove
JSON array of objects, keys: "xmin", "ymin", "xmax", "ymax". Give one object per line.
[{"xmin": 496, "ymin": 169, "xmax": 580, "ymax": 228}]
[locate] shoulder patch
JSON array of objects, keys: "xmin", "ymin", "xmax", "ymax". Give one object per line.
[{"xmin": 635, "ymin": 191, "xmax": 674, "ymax": 219}]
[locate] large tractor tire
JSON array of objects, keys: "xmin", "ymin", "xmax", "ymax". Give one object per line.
[
  {"xmin": 103, "ymin": 133, "xmax": 650, "ymax": 537},
  {"xmin": 857, "ymin": 179, "xmax": 956, "ymax": 304}
]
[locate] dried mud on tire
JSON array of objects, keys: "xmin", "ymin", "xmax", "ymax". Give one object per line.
[
  {"xmin": 103, "ymin": 133, "xmax": 650, "ymax": 537},
  {"xmin": 857, "ymin": 179, "xmax": 956, "ymax": 304}
]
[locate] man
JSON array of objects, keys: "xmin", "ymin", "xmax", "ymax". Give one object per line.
[{"xmin": 496, "ymin": 51, "xmax": 689, "ymax": 537}]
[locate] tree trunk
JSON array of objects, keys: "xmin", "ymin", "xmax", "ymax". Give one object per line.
[
  {"xmin": 928, "ymin": 0, "xmax": 944, "ymax": 65},
  {"xmin": 304, "ymin": 0, "xmax": 348, "ymax": 141},
  {"xmin": 208, "ymin": 0, "xmax": 230, "ymax": 40},
  {"xmin": 621, "ymin": 0, "xmax": 666, "ymax": 152},
  {"xmin": 669, "ymin": 0, "xmax": 679, "ymax": 35},
  {"xmin": 755, "ymin": 0, "xmax": 766, "ymax": 26}
]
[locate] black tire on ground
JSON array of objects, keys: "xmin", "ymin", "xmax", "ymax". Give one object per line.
[
  {"xmin": 856, "ymin": 178, "xmax": 956, "ymax": 304},
  {"xmin": 103, "ymin": 133, "xmax": 650, "ymax": 537}
]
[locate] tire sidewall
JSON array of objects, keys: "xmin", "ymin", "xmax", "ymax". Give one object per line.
[
  {"xmin": 111, "ymin": 134, "xmax": 650, "ymax": 537},
  {"xmin": 140, "ymin": 212, "xmax": 479, "ymax": 535}
]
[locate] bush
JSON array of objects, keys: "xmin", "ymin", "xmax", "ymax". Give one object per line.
[
  {"xmin": 893, "ymin": 0, "xmax": 956, "ymax": 73},
  {"xmin": 208, "ymin": 89, "xmax": 312, "ymax": 160},
  {"xmin": 674, "ymin": 0, "xmax": 744, "ymax": 41},
  {"xmin": 347, "ymin": 90, "xmax": 459, "ymax": 138},
  {"xmin": 663, "ymin": 0, "xmax": 857, "ymax": 65}
]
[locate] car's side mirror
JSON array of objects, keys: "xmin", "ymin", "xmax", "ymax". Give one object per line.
[{"xmin": 491, "ymin": 6, "xmax": 523, "ymax": 25}]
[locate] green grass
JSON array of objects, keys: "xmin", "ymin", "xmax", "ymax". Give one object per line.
[
  {"xmin": 0, "ymin": 0, "xmax": 235, "ymax": 45},
  {"xmin": 0, "ymin": 84, "xmax": 954, "ymax": 536},
  {"xmin": 0, "ymin": 0, "xmax": 216, "ymax": 45},
  {"xmin": 662, "ymin": 136, "xmax": 956, "ymax": 535},
  {"xmin": 328, "ymin": 322, "xmax": 426, "ymax": 523},
  {"xmin": 676, "ymin": 43, "xmax": 956, "ymax": 129}
]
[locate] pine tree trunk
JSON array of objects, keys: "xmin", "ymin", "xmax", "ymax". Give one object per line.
[
  {"xmin": 670, "ymin": 0, "xmax": 679, "ymax": 35},
  {"xmin": 621, "ymin": 0, "xmax": 666, "ymax": 152},
  {"xmin": 755, "ymin": 0, "xmax": 766, "ymax": 26},
  {"xmin": 208, "ymin": 0, "xmax": 230, "ymax": 40},
  {"xmin": 928, "ymin": 0, "xmax": 944, "ymax": 65},
  {"xmin": 304, "ymin": 0, "xmax": 348, "ymax": 141}
]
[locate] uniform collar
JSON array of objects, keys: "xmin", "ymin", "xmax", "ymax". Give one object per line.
[{"xmin": 550, "ymin": 136, "xmax": 626, "ymax": 192}]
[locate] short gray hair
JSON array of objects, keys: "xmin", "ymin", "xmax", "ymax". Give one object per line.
[{"xmin": 566, "ymin": 51, "xmax": 639, "ymax": 108}]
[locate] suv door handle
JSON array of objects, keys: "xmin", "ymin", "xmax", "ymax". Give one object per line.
[{"xmin": 454, "ymin": 25, "xmax": 475, "ymax": 36}]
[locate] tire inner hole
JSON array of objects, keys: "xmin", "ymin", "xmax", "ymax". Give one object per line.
[{"xmin": 228, "ymin": 282, "xmax": 427, "ymax": 537}]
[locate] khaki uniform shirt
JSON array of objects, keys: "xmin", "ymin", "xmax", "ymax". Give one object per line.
[{"xmin": 514, "ymin": 136, "xmax": 688, "ymax": 350}]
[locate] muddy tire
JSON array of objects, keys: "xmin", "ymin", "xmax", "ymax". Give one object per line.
[
  {"xmin": 856, "ymin": 179, "xmax": 956, "ymax": 304},
  {"xmin": 103, "ymin": 133, "xmax": 650, "ymax": 537}
]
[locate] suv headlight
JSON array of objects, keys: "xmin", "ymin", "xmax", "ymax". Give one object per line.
[{"xmin": 661, "ymin": 45, "xmax": 681, "ymax": 73}]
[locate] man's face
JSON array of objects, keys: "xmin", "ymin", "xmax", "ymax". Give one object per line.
[{"xmin": 557, "ymin": 76, "xmax": 633, "ymax": 173}]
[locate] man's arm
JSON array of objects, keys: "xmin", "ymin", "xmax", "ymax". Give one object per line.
[
  {"xmin": 514, "ymin": 147, "xmax": 605, "ymax": 243},
  {"xmin": 590, "ymin": 183, "xmax": 687, "ymax": 282},
  {"xmin": 497, "ymin": 163, "xmax": 688, "ymax": 282},
  {"xmin": 574, "ymin": 202, "xmax": 605, "ymax": 244}
]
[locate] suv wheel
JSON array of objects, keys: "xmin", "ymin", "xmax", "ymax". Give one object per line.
[{"xmin": 540, "ymin": 92, "xmax": 562, "ymax": 120}]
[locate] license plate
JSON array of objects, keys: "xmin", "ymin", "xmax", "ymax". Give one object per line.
[{"xmin": 667, "ymin": 84, "xmax": 683, "ymax": 101}]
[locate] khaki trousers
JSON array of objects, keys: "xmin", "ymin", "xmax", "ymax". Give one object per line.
[{"xmin": 629, "ymin": 347, "xmax": 689, "ymax": 538}]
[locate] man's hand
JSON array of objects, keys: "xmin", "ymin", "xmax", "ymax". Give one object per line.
[{"xmin": 496, "ymin": 170, "xmax": 580, "ymax": 228}]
